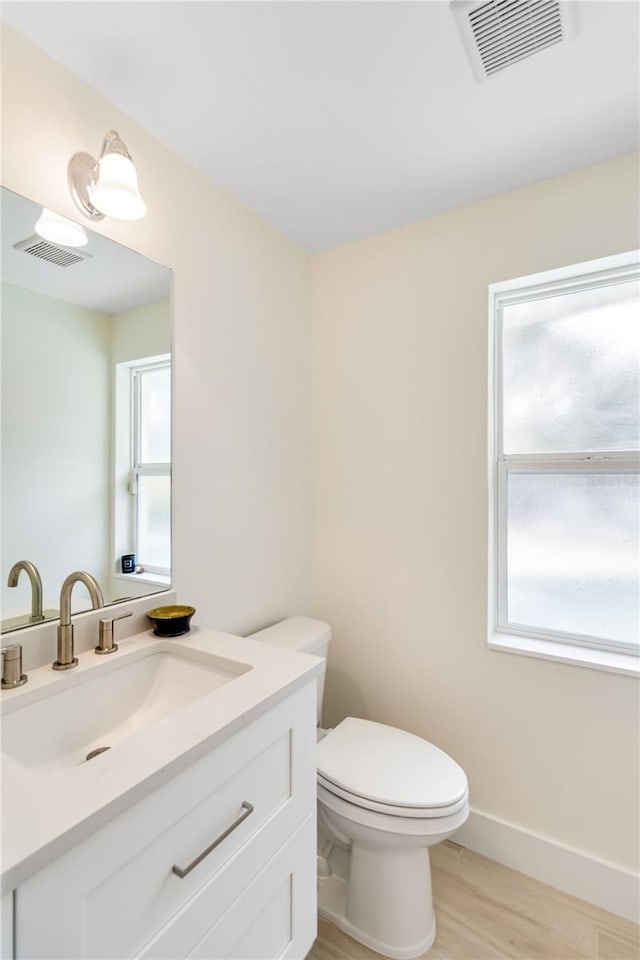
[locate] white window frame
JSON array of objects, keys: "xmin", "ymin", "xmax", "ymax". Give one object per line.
[
  {"xmin": 488, "ymin": 250, "xmax": 640, "ymax": 676},
  {"xmin": 130, "ymin": 358, "xmax": 172, "ymax": 576},
  {"xmin": 113, "ymin": 353, "xmax": 171, "ymax": 583}
]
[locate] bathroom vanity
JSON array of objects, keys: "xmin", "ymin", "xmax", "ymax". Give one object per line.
[
  {"xmin": 0, "ymin": 183, "xmax": 322, "ymax": 958},
  {"xmin": 1, "ymin": 626, "xmax": 322, "ymax": 959}
]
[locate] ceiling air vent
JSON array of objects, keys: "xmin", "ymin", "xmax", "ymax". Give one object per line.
[
  {"xmin": 12, "ymin": 236, "xmax": 93, "ymax": 269},
  {"xmin": 451, "ymin": 0, "xmax": 577, "ymax": 82}
]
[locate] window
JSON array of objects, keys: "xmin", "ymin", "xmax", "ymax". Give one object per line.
[
  {"xmin": 489, "ymin": 252, "xmax": 639, "ymax": 671},
  {"xmin": 114, "ymin": 355, "xmax": 171, "ymax": 579},
  {"xmin": 131, "ymin": 359, "xmax": 171, "ymax": 574}
]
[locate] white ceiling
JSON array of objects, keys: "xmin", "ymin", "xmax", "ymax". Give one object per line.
[{"xmin": 3, "ymin": 1, "xmax": 639, "ymax": 252}]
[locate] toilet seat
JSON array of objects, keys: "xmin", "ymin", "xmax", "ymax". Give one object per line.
[
  {"xmin": 318, "ymin": 780, "xmax": 470, "ymax": 840},
  {"xmin": 317, "ymin": 717, "xmax": 468, "ymax": 818},
  {"xmin": 317, "ymin": 773, "xmax": 468, "ymax": 819}
]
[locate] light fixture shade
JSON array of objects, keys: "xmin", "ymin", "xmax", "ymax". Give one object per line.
[
  {"xmin": 91, "ymin": 152, "xmax": 147, "ymax": 221},
  {"xmin": 34, "ymin": 208, "xmax": 88, "ymax": 247}
]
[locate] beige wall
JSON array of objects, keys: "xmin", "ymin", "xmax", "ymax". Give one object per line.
[
  {"xmin": 1, "ymin": 24, "xmax": 312, "ymax": 636},
  {"xmin": 111, "ymin": 298, "xmax": 170, "ymax": 364},
  {"xmin": 311, "ymin": 153, "xmax": 640, "ymax": 871}
]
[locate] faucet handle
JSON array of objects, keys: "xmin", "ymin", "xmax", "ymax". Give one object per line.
[
  {"xmin": 2, "ymin": 644, "xmax": 28, "ymax": 688},
  {"xmin": 96, "ymin": 612, "xmax": 133, "ymax": 655}
]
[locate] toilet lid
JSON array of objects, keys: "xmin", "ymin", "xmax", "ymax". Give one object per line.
[{"xmin": 316, "ymin": 718, "xmax": 467, "ymax": 810}]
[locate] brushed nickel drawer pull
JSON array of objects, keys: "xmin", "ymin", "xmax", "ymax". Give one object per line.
[{"xmin": 171, "ymin": 801, "xmax": 254, "ymax": 879}]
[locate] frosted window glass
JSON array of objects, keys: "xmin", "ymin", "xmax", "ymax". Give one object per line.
[
  {"xmin": 139, "ymin": 367, "xmax": 171, "ymax": 463},
  {"xmin": 506, "ymin": 472, "xmax": 639, "ymax": 646},
  {"xmin": 502, "ymin": 280, "xmax": 640, "ymax": 454},
  {"xmin": 138, "ymin": 475, "xmax": 171, "ymax": 570}
]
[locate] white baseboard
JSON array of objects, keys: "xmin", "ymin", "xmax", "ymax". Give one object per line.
[{"xmin": 455, "ymin": 808, "xmax": 640, "ymax": 924}]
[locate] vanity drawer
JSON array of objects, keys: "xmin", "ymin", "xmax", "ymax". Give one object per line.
[
  {"xmin": 15, "ymin": 682, "xmax": 316, "ymax": 960},
  {"xmin": 139, "ymin": 813, "xmax": 317, "ymax": 959}
]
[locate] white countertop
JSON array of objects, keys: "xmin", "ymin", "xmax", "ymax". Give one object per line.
[{"xmin": 1, "ymin": 625, "xmax": 322, "ymax": 893}]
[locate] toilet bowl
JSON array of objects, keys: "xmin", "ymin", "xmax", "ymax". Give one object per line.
[{"xmin": 248, "ymin": 618, "xmax": 469, "ymax": 960}]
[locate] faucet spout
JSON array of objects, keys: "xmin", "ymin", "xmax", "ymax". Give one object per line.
[
  {"xmin": 53, "ymin": 571, "xmax": 104, "ymax": 670},
  {"xmin": 7, "ymin": 560, "xmax": 44, "ymax": 623}
]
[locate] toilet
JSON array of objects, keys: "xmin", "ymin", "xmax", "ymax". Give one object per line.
[{"xmin": 248, "ymin": 617, "xmax": 469, "ymax": 960}]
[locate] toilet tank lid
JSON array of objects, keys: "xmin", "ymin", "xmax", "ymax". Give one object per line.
[{"xmin": 247, "ymin": 616, "xmax": 331, "ymax": 655}]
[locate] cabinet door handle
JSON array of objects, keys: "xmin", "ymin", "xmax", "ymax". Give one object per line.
[{"xmin": 171, "ymin": 801, "xmax": 254, "ymax": 879}]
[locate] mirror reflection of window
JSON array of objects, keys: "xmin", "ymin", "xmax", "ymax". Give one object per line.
[
  {"xmin": 131, "ymin": 357, "xmax": 171, "ymax": 575},
  {"xmin": 112, "ymin": 301, "xmax": 172, "ymax": 598}
]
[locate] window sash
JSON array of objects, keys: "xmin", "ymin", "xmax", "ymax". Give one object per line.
[
  {"xmin": 493, "ymin": 269, "xmax": 640, "ymax": 464},
  {"xmin": 494, "ymin": 459, "xmax": 639, "ymax": 655},
  {"xmin": 131, "ymin": 361, "xmax": 171, "ymax": 470},
  {"xmin": 132, "ymin": 466, "xmax": 171, "ymax": 575}
]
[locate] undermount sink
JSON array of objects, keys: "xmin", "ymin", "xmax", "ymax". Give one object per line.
[{"xmin": 1, "ymin": 644, "xmax": 251, "ymax": 772}]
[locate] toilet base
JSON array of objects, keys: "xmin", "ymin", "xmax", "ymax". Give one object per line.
[{"xmin": 318, "ymin": 874, "xmax": 436, "ymax": 960}]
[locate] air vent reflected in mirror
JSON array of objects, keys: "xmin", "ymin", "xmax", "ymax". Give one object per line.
[{"xmin": 12, "ymin": 235, "xmax": 93, "ymax": 269}]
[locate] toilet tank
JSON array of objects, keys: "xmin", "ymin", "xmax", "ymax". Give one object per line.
[{"xmin": 247, "ymin": 617, "xmax": 331, "ymax": 725}]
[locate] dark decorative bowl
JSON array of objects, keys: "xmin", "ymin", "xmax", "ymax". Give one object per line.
[{"xmin": 147, "ymin": 604, "xmax": 196, "ymax": 637}]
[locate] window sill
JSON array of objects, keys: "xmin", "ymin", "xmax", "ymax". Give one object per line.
[
  {"xmin": 113, "ymin": 572, "xmax": 171, "ymax": 588},
  {"xmin": 489, "ymin": 632, "xmax": 639, "ymax": 677}
]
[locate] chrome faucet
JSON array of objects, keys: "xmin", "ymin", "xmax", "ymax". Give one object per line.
[
  {"xmin": 7, "ymin": 560, "xmax": 44, "ymax": 623},
  {"xmin": 53, "ymin": 571, "xmax": 104, "ymax": 671}
]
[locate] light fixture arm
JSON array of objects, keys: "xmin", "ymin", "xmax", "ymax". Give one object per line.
[
  {"xmin": 99, "ymin": 130, "xmax": 132, "ymax": 161},
  {"xmin": 68, "ymin": 151, "xmax": 104, "ymax": 221}
]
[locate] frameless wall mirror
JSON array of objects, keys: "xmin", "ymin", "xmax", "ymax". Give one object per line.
[{"xmin": 1, "ymin": 187, "xmax": 172, "ymax": 634}]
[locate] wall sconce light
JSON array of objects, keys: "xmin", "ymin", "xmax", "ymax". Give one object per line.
[
  {"xmin": 34, "ymin": 208, "xmax": 88, "ymax": 247},
  {"xmin": 68, "ymin": 130, "xmax": 147, "ymax": 222}
]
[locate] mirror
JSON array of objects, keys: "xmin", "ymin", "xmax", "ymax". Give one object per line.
[{"xmin": 1, "ymin": 187, "xmax": 172, "ymax": 633}]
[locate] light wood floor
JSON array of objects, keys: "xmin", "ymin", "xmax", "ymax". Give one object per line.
[{"xmin": 308, "ymin": 841, "xmax": 640, "ymax": 960}]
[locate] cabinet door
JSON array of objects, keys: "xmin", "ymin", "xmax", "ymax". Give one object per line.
[
  {"xmin": 15, "ymin": 682, "xmax": 316, "ymax": 960},
  {"xmin": 148, "ymin": 814, "xmax": 317, "ymax": 960}
]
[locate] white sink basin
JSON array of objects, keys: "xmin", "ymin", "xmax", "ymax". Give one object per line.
[{"xmin": 1, "ymin": 644, "xmax": 250, "ymax": 772}]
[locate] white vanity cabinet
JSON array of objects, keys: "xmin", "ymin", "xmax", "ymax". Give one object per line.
[{"xmin": 11, "ymin": 681, "xmax": 317, "ymax": 960}]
